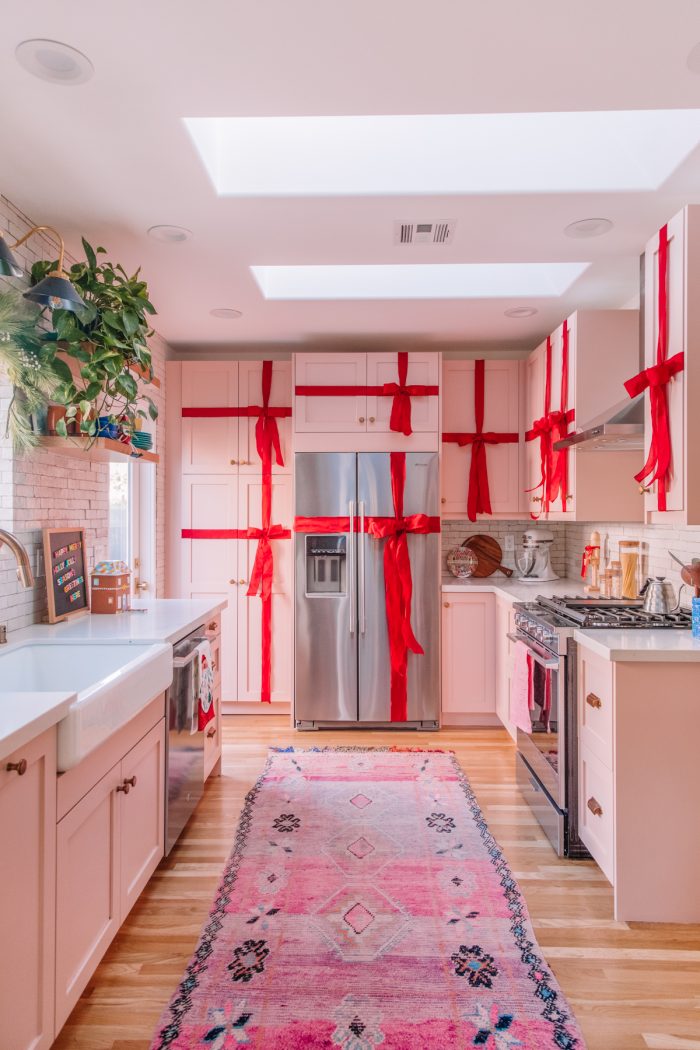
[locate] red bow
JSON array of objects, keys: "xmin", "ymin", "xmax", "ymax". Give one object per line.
[
  {"xmin": 623, "ymin": 225, "xmax": 683, "ymax": 511},
  {"xmin": 525, "ymin": 325, "xmax": 573, "ymax": 516},
  {"xmin": 443, "ymin": 360, "xmax": 519, "ymax": 521},
  {"xmin": 380, "ymin": 351, "xmax": 432, "ymax": 436},
  {"xmin": 365, "ymin": 452, "xmax": 440, "ymax": 721}
]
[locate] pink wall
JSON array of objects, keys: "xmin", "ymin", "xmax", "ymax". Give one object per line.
[{"xmin": 0, "ymin": 194, "xmax": 169, "ymax": 629}]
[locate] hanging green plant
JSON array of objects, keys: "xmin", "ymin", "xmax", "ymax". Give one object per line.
[
  {"xmin": 30, "ymin": 237, "xmax": 159, "ymax": 441},
  {"xmin": 0, "ymin": 287, "xmax": 66, "ymax": 452}
]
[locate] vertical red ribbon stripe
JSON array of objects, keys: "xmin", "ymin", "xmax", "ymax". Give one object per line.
[
  {"xmin": 442, "ymin": 359, "xmax": 518, "ymax": 521},
  {"xmin": 623, "ymin": 224, "xmax": 684, "ymax": 511},
  {"xmin": 295, "ymin": 351, "xmax": 438, "ymax": 437},
  {"xmin": 181, "ymin": 361, "xmax": 292, "ymax": 703},
  {"xmin": 525, "ymin": 325, "xmax": 574, "ymax": 517}
]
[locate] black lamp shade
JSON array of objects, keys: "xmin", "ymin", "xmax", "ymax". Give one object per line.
[
  {"xmin": 24, "ymin": 274, "xmax": 85, "ymax": 313},
  {"xmin": 0, "ymin": 236, "xmax": 23, "ymax": 278}
]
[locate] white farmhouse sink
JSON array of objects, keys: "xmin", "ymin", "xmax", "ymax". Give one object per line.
[{"xmin": 0, "ymin": 641, "xmax": 172, "ymax": 770}]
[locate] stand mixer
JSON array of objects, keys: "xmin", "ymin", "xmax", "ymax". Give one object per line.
[{"xmin": 516, "ymin": 528, "xmax": 559, "ymax": 582}]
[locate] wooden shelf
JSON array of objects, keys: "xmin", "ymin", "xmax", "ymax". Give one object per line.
[{"xmin": 39, "ymin": 436, "xmax": 159, "ymax": 464}]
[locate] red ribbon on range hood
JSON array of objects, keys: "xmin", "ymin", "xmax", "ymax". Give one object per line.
[
  {"xmin": 181, "ymin": 361, "xmax": 291, "ymax": 703},
  {"xmin": 295, "ymin": 351, "xmax": 438, "ymax": 436},
  {"xmin": 442, "ymin": 359, "xmax": 519, "ymax": 521},
  {"xmin": 623, "ymin": 223, "xmax": 684, "ymax": 511},
  {"xmin": 525, "ymin": 322, "xmax": 574, "ymax": 517},
  {"xmin": 293, "ymin": 451, "xmax": 440, "ymax": 721}
]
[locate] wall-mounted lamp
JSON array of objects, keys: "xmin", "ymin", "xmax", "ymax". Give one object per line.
[{"xmin": 0, "ymin": 225, "xmax": 85, "ymax": 312}]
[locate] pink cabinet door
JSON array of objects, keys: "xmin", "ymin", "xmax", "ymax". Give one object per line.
[
  {"xmin": 120, "ymin": 720, "xmax": 165, "ymax": 920},
  {"xmin": 181, "ymin": 361, "xmax": 239, "ymax": 474},
  {"xmin": 366, "ymin": 352, "xmax": 439, "ymax": 433},
  {"xmin": 644, "ymin": 210, "xmax": 686, "ymax": 515},
  {"xmin": 524, "ymin": 342, "xmax": 547, "ymax": 514},
  {"xmin": 441, "ymin": 592, "xmax": 496, "ymax": 716},
  {"xmin": 236, "ymin": 474, "xmax": 293, "ymax": 703},
  {"xmin": 56, "ymin": 760, "xmax": 121, "ymax": 1032},
  {"xmin": 442, "ymin": 360, "xmax": 521, "ymax": 516},
  {"xmin": 0, "ymin": 729, "xmax": 56, "ymax": 1050},
  {"xmin": 238, "ymin": 360, "xmax": 292, "ymax": 474},
  {"xmin": 547, "ymin": 320, "xmax": 576, "ymax": 518},
  {"xmin": 294, "ymin": 353, "xmax": 367, "ymax": 432}
]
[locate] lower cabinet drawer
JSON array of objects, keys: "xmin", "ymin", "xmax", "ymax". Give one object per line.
[
  {"xmin": 579, "ymin": 747, "xmax": 614, "ymax": 884},
  {"xmin": 578, "ymin": 646, "xmax": 614, "ymax": 769}
]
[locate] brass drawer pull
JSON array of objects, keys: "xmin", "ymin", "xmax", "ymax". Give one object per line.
[
  {"xmin": 207, "ymin": 725, "xmax": 217, "ymax": 738},
  {"xmin": 6, "ymin": 759, "xmax": 27, "ymax": 776},
  {"xmin": 116, "ymin": 783, "xmax": 130, "ymax": 794},
  {"xmin": 208, "ymin": 621, "xmax": 218, "ymax": 631},
  {"xmin": 443, "ymin": 601, "xmax": 450, "ymax": 608},
  {"xmin": 587, "ymin": 796, "xmax": 603, "ymax": 817},
  {"xmin": 123, "ymin": 776, "xmax": 137, "ymax": 789},
  {"xmin": 586, "ymin": 692, "xmax": 602, "ymax": 710}
]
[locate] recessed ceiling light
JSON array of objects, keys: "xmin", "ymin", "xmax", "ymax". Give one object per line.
[
  {"xmin": 147, "ymin": 225, "xmax": 192, "ymax": 243},
  {"xmin": 504, "ymin": 307, "xmax": 538, "ymax": 318},
  {"xmin": 564, "ymin": 217, "xmax": 613, "ymax": 239},
  {"xmin": 15, "ymin": 39, "xmax": 94, "ymax": 85},
  {"xmin": 210, "ymin": 308, "xmax": 242, "ymax": 319},
  {"xmin": 687, "ymin": 42, "xmax": 700, "ymax": 74}
]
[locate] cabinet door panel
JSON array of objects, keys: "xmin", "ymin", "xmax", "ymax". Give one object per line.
[
  {"xmin": 0, "ymin": 731, "xmax": 56, "ymax": 1050},
  {"xmin": 442, "ymin": 360, "xmax": 520, "ymax": 515},
  {"xmin": 181, "ymin": 476, "xmax": 238, "ymax": 588},
  {"xmin": 236, "ymin": 474, "xmax": 293, "ymax": 703},
  {"xmin": 56, "ymin": 763, "xmax": 121, "ymax": 1032},
  {"xmin": 181, "ymin": 361, "xmax": 239, "ymax": 474},
  {"xmin": 120, "ymin": 720, "xmax": 165, "ymax": 919},
  {"xmin": 524, "ymin": 344, "xmax": 547, "ymax": 509},
  {"xmin": 441, "ymin": 593, "xmax": 495, "ymax": 715},
  {"xmin": 548, "ymin": 322, "xmax": 576, "ymax": 517},
  {"xmin": 238, "ymin": 360, "xmax": 292, "ymax": 474},
  {"xmin": 366, "ymin": 352, "xmax": 439, "ymax": 433},
  {"xmin": 294, "ymin": 353, "xmax": 367, "ymax": 432}
]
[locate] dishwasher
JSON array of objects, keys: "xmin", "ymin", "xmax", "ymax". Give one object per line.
[{"xmin": 165, "ymin": 625, "xmax": 207, "ymax": 854}]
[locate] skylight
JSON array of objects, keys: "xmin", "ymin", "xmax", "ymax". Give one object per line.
[
  {"xmin": 184, "ymin": 111, "xmax": 700, "ymax": 196},
  {"xmin": 250, "ymin": 263, "xmax": 590, "ymax": 300}
]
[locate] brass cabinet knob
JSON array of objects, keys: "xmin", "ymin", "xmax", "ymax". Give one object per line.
[
  {"xmin": 6, "ymin": 759, "xmax": 27, "ymax": 776},
  {"xmin": 230, "ymin": 459, "xmax": 238, "ymax": 465},
  {"xmin": 229, "ymin": 579, "xmax": 237, "ymax": 585},
  {"xmin": 441, "ymin": 497, "xmax": 446, "ymax": 504},
  {"xmin": 240, "ymin": 460, "xmax": 251, "ymax": 465},
  {"xmin": 239, "ymin": 579, "xmax": 247, "ymax": 585},
  {"xmin": 116, "ymin": 783, "xmax": 130, "ymax": 794},
  {"xmin": 358, "ymin": 416, "xmax": 365, "ymax": 424},
  {"xmin": 531, "ymin": 495, "xmax": 543, "ymax": 503},
  {"xmin": 369, "ymin": 416, "xmax": 375, "ymax": 423},
  {"xmin": 207, "ymin": 725, "xmax": 217, "ymax": 738},
  {"xmin": 587, "ymin": 796, "xmax": 603, "ymax": 817},
  {"xmin": 638, "ymin": 483, "xmax": 652, "ymax": 494},
  {"xmin": 123, "ymin": 776, "xmax": 137, "ymax": 789},
  {"xmin": 586, "ymin": 692, "xmax": 602, "ymax": 710},
  {"xmin": 443, "ymin": 601, "xmax": 450, "ymax": 608},
  {"xmin": 565, "ymin": 494, "xmax": 573, "ymax": 501},
  {"xmin": 208, "ymin": 621, "xmax": 218, "ymax": 632}
]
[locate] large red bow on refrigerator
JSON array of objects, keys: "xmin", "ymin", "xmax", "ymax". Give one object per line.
[
  {"xmin": 623, "ymin": 224, "xmax": 684, "ymax": 511},
  {"xmin": 365, "ymin": 452, "xmax": 440, "ymax": 721},
  {"xmin": 442, "ymin": 359, "xmax": 519, "ymax": 521}
]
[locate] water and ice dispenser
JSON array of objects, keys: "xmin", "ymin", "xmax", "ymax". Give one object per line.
[{"xmin": 305, "ymin": 535, "xmax": 346, "ymax": 595}]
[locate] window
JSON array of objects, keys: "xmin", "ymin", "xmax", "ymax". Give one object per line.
[
  {"xmin": 108, "ymin": 462, "xmax": 130, "ymax": 562},
  {"xmin": 107, "ymin": 461, "xmax": 156, "ymax": 595}
]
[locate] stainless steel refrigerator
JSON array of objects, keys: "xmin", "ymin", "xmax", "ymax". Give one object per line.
[{"xmin": 294, "ymin": 452, "xmax": 440, "ymax": 728}]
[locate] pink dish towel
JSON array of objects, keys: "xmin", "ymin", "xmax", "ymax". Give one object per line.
[{"xmin": 510, "ymin": 640, "xmax": 534, "ymax": 734}]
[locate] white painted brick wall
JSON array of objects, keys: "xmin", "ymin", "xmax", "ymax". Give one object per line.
[{"xmin": 0, "ymin": 193, "xmax": 169, "ymax": 628}]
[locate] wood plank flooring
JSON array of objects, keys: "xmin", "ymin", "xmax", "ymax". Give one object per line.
[{"xmin": 53, "ymin": 718, "xmax": 700, "ymax": 1050}]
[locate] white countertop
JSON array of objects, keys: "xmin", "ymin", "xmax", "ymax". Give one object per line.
[
  {"xmin": 9, "ymin": 597, "xmax": 227, "ymax": 647},
  {"xmin": 441, "ymin": 575, "xmax": 700, "ymax": 662},
  {"xmin": 0, "ymin": 691, "xmax": 76, "ymax": 762}
]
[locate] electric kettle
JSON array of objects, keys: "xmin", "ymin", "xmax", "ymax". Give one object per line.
[{"xmin": 639, "ymin": 576, "xmax": 680, "ymax": 614}]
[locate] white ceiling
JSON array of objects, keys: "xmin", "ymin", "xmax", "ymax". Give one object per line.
[{"xmin": 2, "ymin": 1, "xmax": 700, "ymax": 353}]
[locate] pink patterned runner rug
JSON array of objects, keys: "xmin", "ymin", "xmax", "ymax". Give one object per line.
[{"xmin": 151, "ymin": 747, "xmax": 585, "ymax": 1049}]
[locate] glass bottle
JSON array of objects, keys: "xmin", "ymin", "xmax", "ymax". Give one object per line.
[{"xmin": 609, "ymin": 560, "xmax": 622, "ymax": 599}]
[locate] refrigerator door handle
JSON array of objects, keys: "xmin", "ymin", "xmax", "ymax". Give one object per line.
[
  {"xmin": 348, "ymin": 500, "xmax": 356, "ymax": 635},
  {"xmin": 359, "ymin": 499, "xmax": 366, "ymax": 634}
]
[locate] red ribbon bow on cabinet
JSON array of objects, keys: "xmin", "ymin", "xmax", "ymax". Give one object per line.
[
  {"xmin": 525, "ymin": 325, "xmax": 573, "ymax": 516},
  {"xmin": 623, "ymin": 224, "xmax": 684, "ymax": 511},
  {"xmin": 381, "ymin": 351, "xmax": 437, "ymax": 436}
]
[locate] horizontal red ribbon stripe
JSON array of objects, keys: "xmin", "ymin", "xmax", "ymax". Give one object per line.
[
  {"xmin": 182, "ymin": 406, "xmax": 292, "ymax": 418},
  {"xmin": 294, "ymin": 385, "xmax": 439, "ymax": 397},
  {"xmin": 293, "ymin": 516, "xmax": 440, "ymax": 534}
]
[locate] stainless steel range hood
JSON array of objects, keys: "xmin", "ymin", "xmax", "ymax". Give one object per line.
[{"xmin": 553, "ymin": 394, "xmax": 644, "ymax": 451}]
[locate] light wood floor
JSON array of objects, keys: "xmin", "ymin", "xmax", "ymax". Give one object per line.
[{"xmin": 54, "ymin": 717, "xmax": 700, "ymax": 1050}]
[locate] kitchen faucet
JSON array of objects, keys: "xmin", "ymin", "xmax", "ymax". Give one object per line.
[{"xmin": 0, "ymin": 529, "xmax": 34, "ymax": 643}]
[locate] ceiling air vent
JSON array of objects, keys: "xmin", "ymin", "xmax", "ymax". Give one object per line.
[{"xmin": 394, "ymin": 221, "xmax": 455, "ymax": 245}]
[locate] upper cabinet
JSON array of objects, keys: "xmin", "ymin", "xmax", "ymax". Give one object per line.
[
  {"xmin": 525, "ymin": 310, "xmax": 644, "ymax": 522},
  {"xmin": 441, "ymin": 359, "xmax": 524, "ymax": 518},
  {"xmin": 294, "ymin": 351, "xmax": 440, "ymax": 451},
  {"xmin": 640, "ymin": 207, "xmax": 700, "ymax": 523}
]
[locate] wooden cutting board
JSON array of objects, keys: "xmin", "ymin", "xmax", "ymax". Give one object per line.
[{"xmin": 463, "ymin": 535, "xmax": 514, "ymax": 578}]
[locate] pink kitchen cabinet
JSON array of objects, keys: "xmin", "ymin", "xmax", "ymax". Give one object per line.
[
  {"xmin": 237, "ymin": 360, "xmax": 292, "ymax": 474},
  {"xmin": 181, "ymin": 361, "xmax": 239, "ymax": 474},
  {"xmin": 641, "ymin": 206, "xmax": 700, "ymax": 523},
  {"xmin": 442, "ymin": 359, "xmax": 523, "ymax": 518},
  {"xmin": 55, "ymin": 714, "xmax": 165, "ymax": 1032},
  {"xmin": 525, "ymin": 310, "xmax": 643, "ymax": 522},
  {"xmin": 294, "ymin": 352, "xmax": 367, "ymax": 433},
  {"xmin": 366, "ymin": 351, "xmax": 439, "ymax": 433},
  {"xmin": 0, "ymin": 728, "xmax": 57, "ymax": 1050},
  {"xmin": 441, "ymin": 592, "xmax": 498, "ymax": 725}
]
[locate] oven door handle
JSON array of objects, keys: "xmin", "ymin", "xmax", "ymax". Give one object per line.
[{"xmin": 506, "ymin": 633, "xmax": 560, "ymax": 670}]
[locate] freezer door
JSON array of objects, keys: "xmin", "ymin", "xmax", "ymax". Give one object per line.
[
  {"xmin": 294, "ymin": 453, "xmax": 358, "ymax": 722},
  {"xmin": 357, "ymin": 452, "xmax": 440, "ymax": 723}
]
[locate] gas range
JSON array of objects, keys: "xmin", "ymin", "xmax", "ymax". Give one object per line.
[{"xmin": 513, "ymin": 595, "xmax": 692, "ymax": 657}]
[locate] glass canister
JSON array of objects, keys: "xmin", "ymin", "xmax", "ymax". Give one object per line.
[
  {"xmin": 609, "ymin": 560, "xmax": 622, "ymax": 599},
  {"xmin": 618, "ymin": 540, "xmax": 640, "ymax": 599},
  {"xmin": 599, "ymin": 570, "xmax": 611, "ymax": 598}
]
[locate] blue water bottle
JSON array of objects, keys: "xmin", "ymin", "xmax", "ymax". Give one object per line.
[{"xmin": 692, "ymin": 596, "xmax": 700, "ymax": 639}]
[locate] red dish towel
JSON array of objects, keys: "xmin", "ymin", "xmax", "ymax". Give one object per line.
[{"xmin": 510, "ymin": 640, "xmax": 534, "ymax": 733}]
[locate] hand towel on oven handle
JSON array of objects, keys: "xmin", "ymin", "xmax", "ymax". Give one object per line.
[
  {"xmin": 191, "ymin": 639, "xmax": 215, "ymax": 733},
  {"xmin": 510, "ymin": 640, "xmax": 534, "ymax": 734}
]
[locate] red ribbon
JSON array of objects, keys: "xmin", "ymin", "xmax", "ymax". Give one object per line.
[
  {"xmin": 581, "ymin": 544, "xmax": 600, "ymax": 579},
  {"xmin": 442, "ymin": 359, "xmax": 518, "ymax": 521},
  {"xmin": 525, "ymin": 325, "xmax": 574, "ymax": 517},
  {"xmin": 293, "ymin": 453, "xmax": 440, "ymax": 722},
  {"xmin": 181, "ymin": 361, "xmax": 291, "ymax": 703},
  {"xmin": 623, "ymin": 224, "xmax": 684, "ymax": 511},
  {"xmin": 295, "ymin": 351, "xmax": 438, "ymax": 436}
]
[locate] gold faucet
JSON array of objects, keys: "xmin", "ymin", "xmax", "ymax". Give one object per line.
[{"xmin": 0, "ymin": 531, "xmax": 34, "ymax": 643}]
